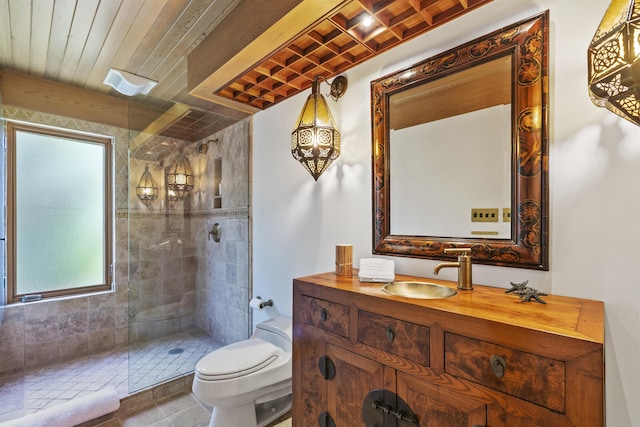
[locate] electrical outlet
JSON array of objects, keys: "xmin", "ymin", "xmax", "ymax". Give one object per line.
[
  {"xmin": 503, "ymin": 208, "xmax": 511, "ymax": 222},
  {"xmin": 471, "ymin": 208, "xmax": 499, "ymax": 222}
]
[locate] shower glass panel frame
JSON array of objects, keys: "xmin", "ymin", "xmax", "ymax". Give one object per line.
[
  {"xmin": 127, "ymin": 97, "xmax": 251, "ymax": 394},
  {"xmin": 0, "ymin": 93, "xmax": 4, "ymax": 306}
]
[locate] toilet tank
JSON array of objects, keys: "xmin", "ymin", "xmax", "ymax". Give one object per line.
[{"xmin": 253, "ymin": 316, "xmax": 292, "ymax": 352}]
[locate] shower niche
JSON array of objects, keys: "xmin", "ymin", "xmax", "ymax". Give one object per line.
[
  {"xmin": 127, "ymin": 98, "xmax": 251, "ymax": 393},
  {"xmin": 213, "ymin": 156, "xmax": 222, "ymax": 209}
]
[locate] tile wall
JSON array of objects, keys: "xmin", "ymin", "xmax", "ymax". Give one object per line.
[
  {"xmin": 0, "ymin": 105, "xmax": 130, "ymax": 374},
  {"xmin": 190, "ymin": 119, "xmax": 251, "ymax": 345}
]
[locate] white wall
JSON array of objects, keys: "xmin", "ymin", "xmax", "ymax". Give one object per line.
[{"xmin": 252, "ymin": 1, "xmax": 640, "ymax": 425}]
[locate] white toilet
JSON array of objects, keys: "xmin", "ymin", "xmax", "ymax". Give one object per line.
[{"xmin": 192, "ymin": 316, "xmax": 292, "ymax": 427}]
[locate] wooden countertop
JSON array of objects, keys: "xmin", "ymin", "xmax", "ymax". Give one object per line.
[{"xmin": 293, "ymin": 271, "xmax": 604, "ymax": 345}]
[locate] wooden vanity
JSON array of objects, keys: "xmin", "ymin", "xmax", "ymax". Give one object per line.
[{"xmin": 292, "ymin": 272, "xmax": 604, "ymax": 426}]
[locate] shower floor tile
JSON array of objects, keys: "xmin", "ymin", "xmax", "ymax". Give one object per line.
[{"xmin": 0, "ymin": 329, "xmax": 222, "ymax": 423}]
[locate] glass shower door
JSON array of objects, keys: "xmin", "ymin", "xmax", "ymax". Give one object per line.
[{"xmin": 127, "ymin": 98, "xmax": 249, "ymax": 394}]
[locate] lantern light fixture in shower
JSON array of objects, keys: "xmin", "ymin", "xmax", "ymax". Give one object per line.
[
  {"xmin": 166, "ymin": 150, "xmax": 194, "ymax": 200},
  {"xmin": 136, "ymin": 165, "xmax": 158, "ymax": 207}
]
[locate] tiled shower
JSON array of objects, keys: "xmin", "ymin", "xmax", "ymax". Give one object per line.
[
  {"xmin": 0, "ymin": 100, "xmax": 251, "ymax": 421},
  {"xmin": 127, "ymin": 107, "xmax": 252, "ymax": 391}
]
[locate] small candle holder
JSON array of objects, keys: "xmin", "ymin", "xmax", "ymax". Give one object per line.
[{"xmin": 335, "ymin": 244, "xmax": 353, "ymax": 277}]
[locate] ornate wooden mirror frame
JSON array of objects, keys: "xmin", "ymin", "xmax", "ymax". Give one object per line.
[{"xmin": 371, "ymin": 11, "xmax": 549, "ymax": 270}]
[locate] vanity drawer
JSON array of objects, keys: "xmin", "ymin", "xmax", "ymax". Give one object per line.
[
  {"xmin": 445, "ymin": 332, "xmax": 565, "ymax": 412},
  {"xmin": 299, "ymin": 295, "xmax": 350, "ymax": 338},
  {"xmin": 357, "ymin": 310, "xmax": 429, "ymax": 366}
]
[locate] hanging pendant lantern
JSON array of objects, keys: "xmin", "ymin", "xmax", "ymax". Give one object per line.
[
  {"xmin": 166, "ymin": 151, "xmax": 194, "ymax": 199},
  {"xmin": 136, "ymin": 165, "xmax": 158, "ymax": 207},
  {"xmin": 588, "ymin": 0, "xmax": 640, "ymax": 125},
  {"xmin": 291, "ymin": 75, "xmax": 347, "ymax": 180}
]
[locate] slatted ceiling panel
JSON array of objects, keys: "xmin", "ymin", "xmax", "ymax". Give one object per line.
[
  {"xmin": 0, "ymin": 2, "xmax": 11, "ymax": 65},
  {"xmin": 45, "ymin": 0, "xmax": 75, "ymax": 81},
  {"xmin": 71, "ymin": 0, "xmax": 122, "ymax": 84},
  {"xmin": 30, "ymin": 0, "xmax": 54, "ymax": 76},
  {"xmin": 121, "ymin": 0, "xmax": 189, "ymax": 74},
  {"xmin": 100, "ymin": 0, "xmax": 165, "ymax": 83},
  {"xmin": 82, "ymin": 0, "xmax": 149, "ymax": 90},
  {"xmin": 135, "ymin": 0, "xmax": 212, "ymax": 78},
  {"xmin": 58, "ymin": 0, "xmax": 100, "ymax": 84},
  {"xmin": 215, "ymin": 0, "xmax": 492, "ymax": 110},
  {"xmin": 9, "ymin": 0, "xmax": 31, "ymax": 71},
  {"xmin": 105, "ymin": 0, "xmax": 238, "ymax": 98}
]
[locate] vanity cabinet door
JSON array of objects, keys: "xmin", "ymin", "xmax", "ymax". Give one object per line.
[
  {"xmin": 293, "ymin": 325, "xmax": 328, "ymax": 427},
  {"xmin": 397, "ymin": 372, "xmax": 487, "ymax": 427},
  {"xmin": 327, "ymin": 343, "xmax": 386, "ymax": 426}
]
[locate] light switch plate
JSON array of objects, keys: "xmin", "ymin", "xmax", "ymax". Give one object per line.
[
  {"xmin": 471, "ymin": 208, "xmax": 499, "ymax": 222},
  {"xmin": 503, "ymin": 208, "xmax": 511, "ymax": 222}
]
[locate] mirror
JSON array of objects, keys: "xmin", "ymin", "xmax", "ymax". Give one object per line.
[
  {"xmin": 371, "ymin": 11, "xmax": 549, "ymax": 270},
  {"xmin": 389, "ymin": 55, "xmax": 512, "ymax": 239}
]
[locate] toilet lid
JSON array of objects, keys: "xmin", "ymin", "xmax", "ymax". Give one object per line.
[{"xmin": 196, "ymin": 338, "xmax": 281, "ymax": 380}]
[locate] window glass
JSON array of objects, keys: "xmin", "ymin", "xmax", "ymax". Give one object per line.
[{"xmin": 7, "ymin": 122, "xmax": 112, "ymax": 301}]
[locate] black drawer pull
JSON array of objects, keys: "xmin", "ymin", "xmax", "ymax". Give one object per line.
[
  {"xmin": 318, "ymin": 412, "xmax": 336, "ymax": 427},
  {"xmin": 320, "ymin": 307, "xmax": 328, "ymax": 322},
  {"xmin": 490, "ymin": 354, "xmax": 506, "ymax": 378},
  {"xmin": 318, "ymin": 355, "xmax": 336, "ymax": 380},
  {"xmin": 371, "ymin": 400, "xmax": 418, "ymax": 424},
  {"xmin": 385, "ymin": 326, "xmax": 395, "ymax": 343}
]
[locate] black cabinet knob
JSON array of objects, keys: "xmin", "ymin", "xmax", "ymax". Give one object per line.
[
  {"xmin": 385, "ymin": 326, "xmax": 395, "ymax": 343},
  {"xmin": 490, "ymin": 354, "xmax": 506, "ymax": 378}
]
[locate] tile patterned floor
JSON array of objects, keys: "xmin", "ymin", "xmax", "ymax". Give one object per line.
[
  {"xmin": 0, "ymin": 329, "xmax": 221, "ymax": 424},
  {"xmin": 128, "ymin": 330, "xmax": 222, "ymax": 393}
]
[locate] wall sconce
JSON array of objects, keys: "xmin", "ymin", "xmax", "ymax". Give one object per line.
[
  {"xmin": 136, "ymin": 165, "xmax": 158, "ymax": 207},
  {"xmin": 291, "ymin": 75, "xmax": 348, "ymax": 180},
  {"xmin": 588, "ymin": 0, "xmax": 640, "ymax": 125},
  {"xmin": 166, "ymin": 151, "xmax": 194, "ymax": 199}
]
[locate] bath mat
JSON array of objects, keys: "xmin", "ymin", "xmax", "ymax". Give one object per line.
[
  {"xmin": 0, "ymin": 386, "xmax": 120, "ymax": 427},
  {"xmin": 274, "ymin": 418, "xmax": 292, "ymax": 427}
]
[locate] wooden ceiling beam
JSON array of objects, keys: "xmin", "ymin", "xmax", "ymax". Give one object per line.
[
  {"xmin": 0, "ymin": 69, "xmax": 128, "ymax": 129},
  {"xmin": 187, "ymin": 0, "xmax": 349, "ymax": 112}
]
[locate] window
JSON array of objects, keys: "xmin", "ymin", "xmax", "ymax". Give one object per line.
[{"xmin": 6, "ymin": 122, "xmax": 113, "ymax": 303}]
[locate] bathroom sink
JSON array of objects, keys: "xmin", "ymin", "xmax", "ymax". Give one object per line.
[{"xmin": 382, "ymin": 281, "xmax": 457, "ymax": 299}]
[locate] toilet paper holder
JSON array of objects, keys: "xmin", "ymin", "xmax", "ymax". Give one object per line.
[{"xmin": 251, "ymin": 296, "xmax": 274, "ymax": 309}]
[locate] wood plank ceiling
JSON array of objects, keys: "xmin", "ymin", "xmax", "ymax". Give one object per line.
[{"xmin": 0, "ymin": 0, "xmax": 493, "ymax": 147}]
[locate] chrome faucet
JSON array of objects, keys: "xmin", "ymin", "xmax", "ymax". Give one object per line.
[{"xmin": 433, "ymin": 248, "xmax": 473, "ymax": 290}]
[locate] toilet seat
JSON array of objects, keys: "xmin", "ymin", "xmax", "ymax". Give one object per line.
[
  {"xmin": 196, "ymin": 338, "xmax": 282, "ymax": 381},
  {"xmin": 192, "ymin": 316, "xmax": 293, "ymax": 427}
]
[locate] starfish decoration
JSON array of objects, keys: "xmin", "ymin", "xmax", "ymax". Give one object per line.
[
  {"xmin": 504, "ymin": 280, "xmax": 548, "ymax": 304},
  {"xmin": 505, "ymin": 280, "xmax": 529, "ymax": 294},
  {"xmin": 518, "ymin": 287, "xmax": 547, "ymax": 304}
]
